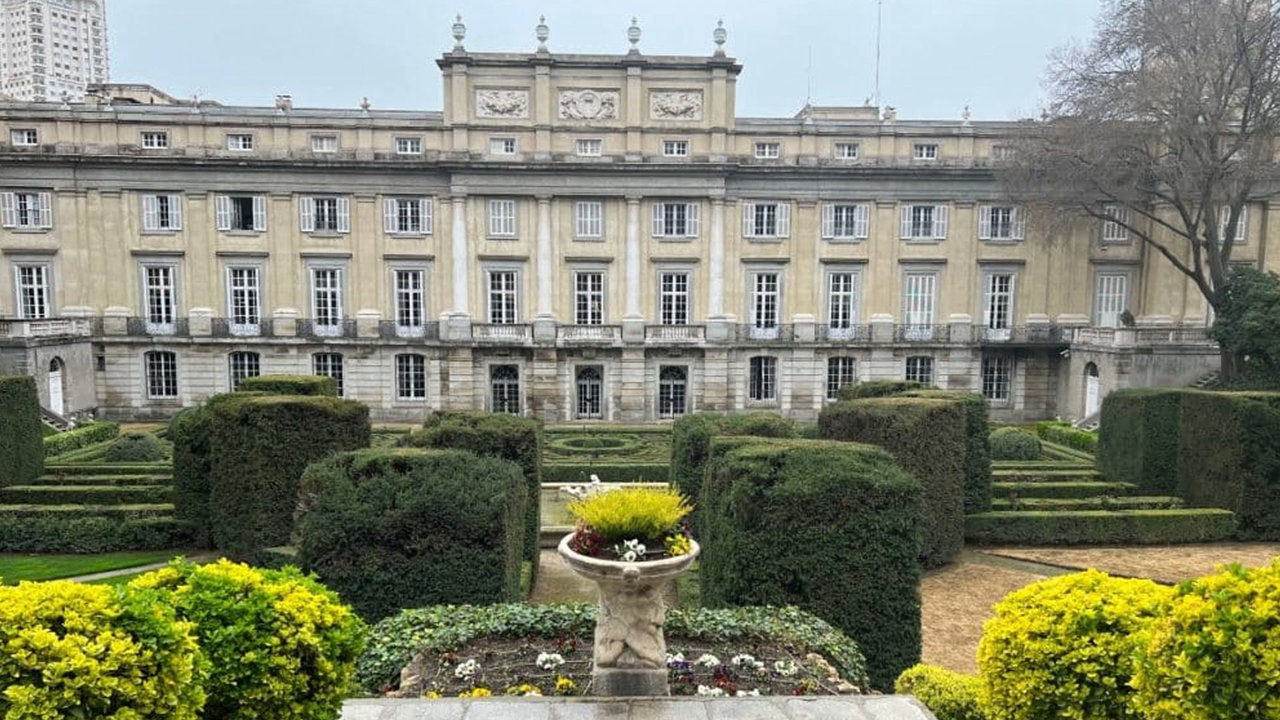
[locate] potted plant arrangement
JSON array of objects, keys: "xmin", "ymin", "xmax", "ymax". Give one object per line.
[{"xmin": 557, "ymin": 486, "xmax": 698, "ymax": 696}]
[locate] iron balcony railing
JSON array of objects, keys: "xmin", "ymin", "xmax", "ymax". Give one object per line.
[
  {"xmin": 211, "ymin": 317, "xmax": 271, "ymax": 338},
  {"xmin": 735, "ymin": 324, "xmax": 795, "ymax": 342},
  {"xmin": 644, "ymin": 324, "xmax": 706, "ymax": 342},
  {"xmin": 378, "ymin": 320, "xmax": 441, "ymax": 341},
  {"xmin": 297, "ymin": 319, "xmax": 357, "ymax": 340},
  {"xmin": 125, "ymin": 317, "xmax": 189, "ymax": 337},
  {"xmin": 817, "ymin": 324, "xmax": 873, "ymax": 343},
  {"xmin": 976, "ymin": 325, "xmax": 1068, "ymax": 344},
  {"xmin": 893, "ymin": 324, "xmax": 952, "ymax": 342}
]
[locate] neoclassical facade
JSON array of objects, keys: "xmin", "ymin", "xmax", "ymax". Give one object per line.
[{"xmin": 0, "ymin": 20, "xmax": 1237, "ymax": 423}]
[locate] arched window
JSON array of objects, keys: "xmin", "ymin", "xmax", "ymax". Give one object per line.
[
  {"xmin": 490, "ymin": 365, "xmax": 520, "ymax": 414},
  {"xmin": 658, "ymin": 366, "xmax": 688, "ymax": 419},
  {"xmin": 575, "ymin": 366, "xmax": 603, "ymax": 419}
]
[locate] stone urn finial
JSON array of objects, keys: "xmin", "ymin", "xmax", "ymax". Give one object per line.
[
  {"xmin": 713, "ymin": 19, "xmax": 726, "ymax": 56},
  {"xmin": 627, "ymin": 17, "xmax": 641, "ymax": 52},
  {"xmin": 536, "ymin": 15, "xmax": 550, "ymax": 52},
  {"xmin": 451, "ymin": 13, "xmax": 466, "ymax": 50}
]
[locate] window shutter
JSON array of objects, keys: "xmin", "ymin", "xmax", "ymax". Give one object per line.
[
  {"xmin": 899, "ymin": 205, "xmax": 912, "ymax": 239},
  {"xmin": 252, "ymin": 196, "xmax": 267, "ymax": 231},
  {"xmin": 383, "ymin": 198, "xmax": 398, "ymax": 233},
  {"xmin": 981, "ymin": 275, "xmax": 993, "ymax": 326},
  {"xmin": 421, "ymin": 198, "xmax": 433, "ymax": 234},
  {"xmin": 742, "ymin": 202, "xmax": 755, "ymax": 238},
  {"xmin": 821, "ymin": 204, "xmax": 835, "ymax": 239},
  {"xmin": 168, "ymin": 194, "xmax": 183, "ymax": 230},
  {"xmin": 37, "ymin": 192, "xmax": 51, "ymax": 229},
  {"xmin": 300, "ymin": 197, "xmax": 315, "ymax": 232},
  {"xmin": 0, "ymin": 192, "xmax": 13, "ymax": 228},
  {"xmin": 651, "ymin": 202, "xmax": 665, "ymax": 238},
  {"xmin": 142, "ymin": 194, "xmax": 158, "ymax": 231},
  {"xmin": 854, "ymin": 203, "xmax": 870, "ymax": 239},
  {"xmin": 933, "ymin": 204, "xmax": 949, "ymax": 239},
  {"xmin": 215, "ymin": 195, "xmax": 232, "ymax": 231},
  {"xmin": 685, "ymin": 202, "xmax": 700, "ymax": 237},
  {"xmin": 337, "ymin": 197, "xmax": 350, "ymax": 232},
  {"xmin": 1012, "ymin": 207, "xmax": 1026, "ymax": 240},
  {"xmin": 977, "ymin": 205, "xmax": 992, "ymax": 240},
  {"xmin": 777, "ymin": 203, "xmax": 791, "ymax": 237}
]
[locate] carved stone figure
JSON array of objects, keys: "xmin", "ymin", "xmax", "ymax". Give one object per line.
[
  {"xmin": 650, "ymin": 91, "xmax": 703, "ymax": 120},
  {"xmin": 558, "ymin": 89, "xmax": 619, "ymax": 120},
  {"xmin": 475, "ymin": 89, "xmax": 529, "ymax": 118}
]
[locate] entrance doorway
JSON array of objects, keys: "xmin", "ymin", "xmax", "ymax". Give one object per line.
[
  {"xmin": 1084, "ymin": 363, "xmax": 1101, "ymax": 418},
  {"xmin": 47, "ymin": 357, "xmax": 65, "ymax": 416}
]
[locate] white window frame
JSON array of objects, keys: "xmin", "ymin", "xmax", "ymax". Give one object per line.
[
  {"xmin": 982, "ymin": 271, "xmax": 1016, "ymax": 338},
  {"xmin": 833, "ymin": 142, "xmax": 859, "ymax": 160},
  {"xmin": 227, "ymin": 351, "xmax": 261, "ymax": 391},
  {"xmin": 1094, "ymin": 272, "xmax": 1129, "ymax": 328},
  {"xmin": 395, "ymin": 136, "xmax": 423, "ymax": 155},
  {"xmin": 903, "ymin": 271, "xmax": 938, "ymax": 339},
  {"xmin": 215, "ymin": 194, "xmax": 267, "ymax": 233},
  {"xmin": 489, "ymin": 137, "xmax": 517, "ymax": 155},
  {"xmin": 312, "ymin": 352, "xmax": 345, "ymax": 396},
  {"xmin": 749, "ymin": 270, "xmax": 781, "ymax": 339},
  {"xmin": 489, "ymin": 364, "xmax": 521, "ymax": 414},
  {"xmin": 487, "ymin": 269, "xmax": 520, "ymax": 324},
  {"xmin": 144, "ymin": 350, "xmax": 178, "ymax": 399},
  {"xmin": 140, "ymin": 131, "xmax": 169, "ymax": 149},
  {"xmin": 826, "ymin": 357, "xmax": 857, "ymax": 400},
  {"xmin": 912, "ymin": 143, "xmax": 939, "ymax": 161},
  {"xmin": 1, "ymin": 191, "xmax": 53, "ymax": 229},
  {"xmin": 310, "ymin": 266, "xmax": 345, "ymax": 336},
  {"xmin": 575, "ymin": 138, "xmax": 602, "ymax": 157},
  {"xmin": 741, "ymin": 201, "xmax": 792, "ymax": 239},
  {"xmin": 310, "ymin": 134, "xmax": 338, "ymax": 153},
  {"xmin": 488, "ymin": 198, "xmax": 517, "ymax": 237},
  {"xmin": 905, "ymin": 356, "xmax": 934, "ymax": 386},
  {"xmin": 10, "ymin": 129, "xmax": 38, "ymax": 146},
  {"xmin": 978, "ymin": 205, "xmax": 1025, "ymax": 241},
  {"xmin": 226, "ymin": 133, "xmax": 254, "ymax": 151},
  {"xmin": 575, "ymin": 200, "xmax": 603, "ymax": 239},
  {"xmin": 1218, "ymin": 205, "xmax": 1249, "ymax": 244},
  {"xmin": 754, "ymin": 142, "xmax": 780, "ymax": 159},
  {"xmin": 748, "ymin": 355, "xmax": 778, "ymax": 402},
  {"xmin": 392, "ymin": 267, "xmax": 427, "ymax": 337},
  {"xmin": 225, "ymin": 265, "xmax": 262, "ymax": 336},
  {"xmin": 300, "ymin": 196, "xmax": 350, "ymax": 233},
  {"xmin": 141, "ymin": 193, "xmax": 183, "ymax": 232},
  {"xmin": 651, "ymin": 201, "xmax": 700, "ymax": 238},
  {"xmin": 658, "ymin": 271, "xmax": 691, "ymax": 326},
  {"xmin": 573, "ymin": 270, "xmax": 605, "ymax": 326},
  {"xmin": 383, "ymin": 197, "xmax": 432, "ymax": 235},
  {"xmin": 141, "ymin": 263, "xmax": 178, "ymax": 334},
  {"xmin": 821, "ymin": 202, "xmax": 870, "ymax": 240},
  {"xmin": 395, "ymin": 353, "xmax": 428, "ymax": 400},
  {"xmin": 13, "ymin": 263, "xmax": 51, "ymax": 319},
  {"xmin": 1101, "ymin": 205, "xmax": 1129, "ymax": 243},
  {"xmin": 982, "ymin": 353, "xmax": 1014, "ymax": 404},
  {"xmin": 826, "ymin": 269, "xmax": 860, "ymax": 339},
  {"xmin": 899, "ymin": 203, "xmax": 948, "ymax": 240},
  {"xmin": 662, "ymin": 139, "xmax": 689, "ymax": 157}
]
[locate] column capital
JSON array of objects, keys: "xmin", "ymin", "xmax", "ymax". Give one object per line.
[
  {"xmin": 625, "ymin": 195, "xmax": 643, "ymax": 205},
  {"xmin": 449, "ymin": 194, "xmax": 468, "ymax": 204},
  {"xmin": 710, "ymin": 196, "xmax": 726, "ymax": 206},
  {"xmin": 535, "ymin": 194, "xmax": 553, "ymax": 204}
]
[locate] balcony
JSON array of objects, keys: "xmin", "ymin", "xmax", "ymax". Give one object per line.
[
  {"xmin": 894, "ymin": 324, "xmax": 952, "ymax": 342},
  {"xmin": 645, "ymin": 324, "xmax": 706, "ymax": 343},
  {"xmin": 735, "ymin": 324, "xmax": 795, "ymax": 342},
  {"xmin": 125, "ymin": 317, "xmax": 189, "ymax": 337},
  {"xmin": 976, "ymin": 325, "xmax": 1068, "ymax": 345},
  {"xmin": 1072, "ymin": 326, "xmax": 1214, "ymax": 346},
  {"xmin": 0, "ymin": 317, "xmax": 92, "ymax": 339},
  {"xmin": 558, "ymin": 325, "xmax": 621, "ymax": 344},
  {"xmin": 211, "ymin": 318, "xmax": 271, "ymax": 338},
  {"xmin": 818, "ymin": 324, "xmax": 872, "ymax": 343},
  {"xmin": 378, "ymin": 320, "xmax": 441, "ymax": 341},
  {"xmin": 472, "ymin": 323, "xmax": 532, "ymax": 343},
  {"xmin": 298, "ymin": 319, "xmax": 356, "ymax": 340}
]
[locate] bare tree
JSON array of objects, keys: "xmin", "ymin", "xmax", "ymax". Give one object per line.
[{"xmin": 1006, "ymin": 0, "xmax": 1280, "ymax": 374}]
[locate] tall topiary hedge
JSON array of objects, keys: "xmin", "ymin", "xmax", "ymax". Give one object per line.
[
  {"xmin": 669, "ymin": 411, "xmax": 800, "ymax": 512},
  {"xmin": 400, "ymin": 410, "xmax": 542, "ymax": 582},
  {"xmin": 208, "ymin": 395, "xmax": 370, "ymax": 559},
  {"xmin": 296, "ymin": 448, "xmax": 527, "ymax": 620},
  {"xmin": 0, "ymin": 375, "xmax": 43, "ymax": 486},
  {"xmin": 904, "ymin": 390, "xmax": 992, "ymax": 513},
  {"xmin": 699, "ymin": 437, "xmax": 921, "ymax": 692},
  {"xmin": 818, "ymin": 397, "xmax": 966, "ymax": 566},
  {"xmin": 236, "ymin": 374, "xmax": 337, "ymax": 396},
  {"xmin": 1098, "ymin": 388, "xmax": 1186, "ymax": 495}
]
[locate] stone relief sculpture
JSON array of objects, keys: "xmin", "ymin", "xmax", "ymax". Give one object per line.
[
  {"xmin": 558, "ymin": 89, "xmax": 620, "ymax": 120},
  {"xmin": 475, "ymin": 89, "xmax": 529, "ymax": 118},
  {"xmin": 593, "ymin": 568, "xmax": 667, "ymax": 669},
  {"xmin": 650, "ymin": 91, "xmax": 703, "ymax": 120}
]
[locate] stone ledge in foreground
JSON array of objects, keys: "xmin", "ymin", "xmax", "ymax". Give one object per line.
[{"xmin": 341, "ymin": 696, "xmax": 937, "ymax": 720}]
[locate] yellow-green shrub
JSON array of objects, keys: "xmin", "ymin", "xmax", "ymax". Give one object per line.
[
  {"xmin": 131, "ymin": 559, "xmax": 365, "ymax": 720},
  {"xmin": 895, "ymin": 664, "xmax": 987, "ymax": 720},
  {"xmin": 567, "ymin": 486, "xmax": 691, "ymax": 541},
  {"xmin": 0, "ymin": 580, "xmax": 205, "ymax": 720},
  {"xmin": 1132, "ymin": 560, "xmax": 1280, "ymax": 720},
  {"xmin": 977, "ymin": 570, "xmax": 1170, "ymax": 720}
]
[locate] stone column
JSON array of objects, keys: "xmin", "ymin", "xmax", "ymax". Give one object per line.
[
  {"xmin": 622, "ymin": 197, "xmax": 644, "ymax": 343},
  {"xmin": 446, "ymin": 195, "xmax": 472, "ymax": 342},
  {"xmin": 534, "ymin": 196, "xmax": 557, "ymax": 343},
  {"xmin": 709, "ymin": 197, "xmax": 725, "ymax": 317}
]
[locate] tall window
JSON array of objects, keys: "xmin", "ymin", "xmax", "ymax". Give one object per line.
[
  {"xmin": 658, "ymin": 366, "xmax": 688, "ymax": 419},
  {"xmin": 312, "ymin": 352, "xmax": 344, "ymax": 396},
  {"xmin": 311, "ymin": 267, "xmax": 343, "ymax": 335},
  {"xmin": 651, "ymin": 202, "xmax": 700, "ymax": 238},
  {"xmin": 14, "ymin": 264, "xmax": 50, "ymax": 319},
  {"xmin": 301, "ymin": 196, "xmax": 349, "ymax": 233},
  {"xmin": 751, "ymin": 272, "xmax": 780, "ymax": 338},
  {"xmin": 900, "ymin": 204, "xmax": 948, "ymax": 239},
  {"xmin": 142, "ymin": 194, "xmax": 182, "ymax": 231},
  {"xmin": 487, "ymin": 270, "xmax": 519, "ymax": 324},
  {"xmin": 143, "ymin": 265, "xmax": 177, "ymax": 334},
  {"xmin": 827, "ymin": 357, "xmax": 857, "ymax": 399},
  {"xmin": 383, "ymin": 197, "xmax": 432, "ymax": 235},
  {"xmin": 145, "ymin": 351, "xmax": 178, "ymax": 398},
  {"xmin": 575, "ymin": 366, "xmax": 603, "ymax": 419},
  {"xmin": 821, "ymin": 203, "xmax": 870, "ymax": 240},
  {"xmin": 575, "ymin": 201, "xmax": 603, "ymax": 238},
  {"xmin": 227, "ymin": 351, "xmax": 260, "ymax": 391},
  {"xmin": 1095, "ymin": 273, "xmax": 1128, "ymax": 327},
  {"xmin": 488, "ymin": 199, "xmax": 517, "ymax": 237},
  {"xmin": 490, "ymin": 365, "xmax": 520, "ymax": 414},
  {"xmin": 905, "ymin": 356, "xmax": 934, "ymax": 385},
  {"xmin": 659, "ymin": 272, "xmax": 690, "ymax": 325},
  {"xmin": 748, "ymin": 356, "xmax": 777, "ymax": 401},
  {"xmin": 1, "ymin": 191, "xmax": 52, "ymax": 229},
  {"xmin": 395, "ymin": 354, "xmax": 427, "ymax": 400},
  {"xmin": 1218, "ymin": 206, "xmax": 1248, "ymax": 244},
  {"xmin": 741, "ymin": 202, "xmax": 791, "ymax": 238},
  {"xmin": 574, "ymin": 271, "xmax": 604, "ymax": 325},
  {"xmin": 983, "ymin": 273, "xmax": 1015, "ymax": 337},
  {"xmin": 982, "ymin": 354, "xmax": 1013, "ymax": 402},
  {"xmin": 827, "ymin": 271, "xmax": 859, "ymax": 339},
  {"xmin": 393, "ymin": 269, "xmax": 425, "ymax": 335},
  {"xmin": 215, "ymin": 195, "xmax": 266, "ymax": 232},
  {"xmin": 227, "ymin": 267, "xmax": 261, "ymax": 335},
  {"xmin": 903, "ymin": 272, "xmax": 937, "ymax": 339},
  {"xmin": 979, "ymin": 205, "xmax": 1024, "ymax": 241},
  {"xmin": 1101, "ymin": 205, "xmax": 1128, "ymax": 242}
]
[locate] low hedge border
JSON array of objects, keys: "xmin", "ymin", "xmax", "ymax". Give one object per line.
[
  {"xmin": 236, "ymin": 374, "xmax": 337, "ymax": 396},
  {"xmin": 43, "ymin": 421, "xmax": 119, "ymax": 458},
  {"xmin": 1034, "ymin": 421, "xmax": 1097, "ymax": 455},
  {"xmin": 0, "ymin": 515, "xmax": 194, "ymax": 552},
  {"xmin": 541, "ymin": 463, "xmax": 671, "ymax": 484},
  {"xmin": 543, "ymin": 434, "xmax": 643, "ymax": 457},
  {"xmin": 964, "ymin": 509, "xmax": 1237, "ymax": 545}
]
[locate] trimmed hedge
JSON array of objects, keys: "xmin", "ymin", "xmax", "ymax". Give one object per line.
[
  {"xmin": 541, "ymin": 463, "xmax": 671, "ymax": 484},
  {"xmin": 895, "ymin": 665, "xmax": 986, "ymax": 720},
  {"xmin": 670, "ymin": 412, "xmax": 799, "ymax": 513},
  {"xmin": 836, "ymin": 380, "xmax": 926, "ymax": 400},
  {"xmin": 699, "ymin": 437, "xmax": 921, "ymax": 692},
  {"xmin": 43, "ymin": 421, "xmax": 120, "ymax": 458},
  {"xmin": 1034, "ymin": 420, "xmax": 1097, "ymax": 454},
  {"xmin": 236, "ymin": 374, "xmax": 337, "ymax": 396},
  {"xmin": 964, "ymin": 509, "xmax": 1237, "ymax": 545},
  {"xmin": 989, "ymin": 427, "xmax": 1041, "ymax": 461},
  {"xmin": 0, "ymin": 515, "xmax": 193, "ymax": 552},
  {"xmin": 819, "ymin": 397, "xmax": 966, "ymax": 567},
  {"xmin": 104, "ymin": 432, "xmax": 169, "ymax": 463},
  {"xmin": 400, "ymin": 410, "xmax": 542, "ymax": 583},
  {"xmin": 297, "ymin": 448, "xmax": 527, "ymax": 620},
  {"xmin": 0, "ymin": 376, "xmax": 43, "ymax": 486},
  {"xmin": 208, "ymin": 395, "xmax": 370, "ymax": 559},
  {"xmin": 1098, "ymin": 389, "xmax": 1185, "ymax": 495}
]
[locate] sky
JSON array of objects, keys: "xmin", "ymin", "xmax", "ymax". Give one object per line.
[{"xmin": 105, "ymin": 0, "xmax": 1102, "ymax": 120}]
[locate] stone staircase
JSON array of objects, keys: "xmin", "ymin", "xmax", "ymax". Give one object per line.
[{"xmin": 39, "ymin": 406, "xmax": 73, "ymax": 432}]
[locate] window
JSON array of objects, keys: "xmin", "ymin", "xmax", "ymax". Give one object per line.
[
  {"xmin": 979, "ymin": 205, "xmax": 1024, "ymax": 241},
  {"xmin": 662, "ymin": 139, "xmax": 689, "ymax": 157},
  {"xmin": 14, "ymin": 264, "xmax": 50, "ymax": 319},
  {"xmin": 311, "ymin": 134, "xmax": 338, "ymax": 153},
  {"xmin": 1095, "ymin": 273, "xmax": 1128, "ymax": 327},
  {"xmin": 227, "ymin": 351, "xmax": 260, "ymax": 391},
  {"xmin": 310, "ymin": 267, "xmax": 343, "ymax": 335},
  {"xmin": 982, "ymin": 354, "xmax": 1013, "ymax": 402},
  {"xmin": 489, "ymin": 137, "xmax": 517, "ymax": 155},
  {"xmin": 574, "ymin": 271, "xmax": 604, "ymax": 325},
  {"xmin": 913, "ymin": 143, "xmax": 938, "ymax": 161},
  {"xmin": 903, "ymin": 272, "xmax": 937, "ymax": 339},
  {"xmin": 575, "ymin": 201, "xmax": 603, "ymax": 238},
  {"xmin": 395, "ymin": 354, "xmax": 427, "ymax": 400},
  {"xmin": 754, "ymin": 142, "xmax": 780, "ymax": 159},
  {"xmin": 822, "ymin": 203, "xmax": 870, "ymax": 240},
  {"xmin": 750, "ymin": 271, "xmax": 780, "ymax": 338},
  {"xmin": 215, "ymin": 195, "xmax": 266, "ymax": 232},
  {"xmin": 905, "ymin": 356, "xmax": 934, "ymax": 385},
  {"xmin": 144, "ymin": 351, "xmax": 177, "ymax": 398},
  {"xmin": 226, "ymin": 134, "xmax": 253, "ymax": 151},
  {"xmin": 1218, "ymin": 206, "xmax": 1248, "ymax": 244},
  {"xmin": 226, "ymin": 267, "xmax": 261, "ymax": 335},
  {"xmin": 748, "ymin": 356, "xmax": 777, "ymax": 401},
  {"xmin": 575, "ymin": 366, "xmax": 603, "ymax": 419},
  {"xmin": 490, "ymin": 365, "xmax": 520, "ymax": 414},
  {"xmin": 1101, "ymin": 205, "xmax": 1128, "ymax": 243},
  {"xmin": 395, "ymin": 136, "xmax": 422, "ymax": 155},
  {"xmin": 140, "ymin": 131, "xmax": 168, "ymax": 149},
  {"xmin": 1, "ymin": 191, "xmax": 52, "ymax": 229},
  {"xmin": 142, "ymin": 194, "xmax": 183, "ymax": 231},
  {"xmin": 827, "ymin": 357, "xmax": 857, "ymax": 399},
  {"xmin": 827, "ymin": 271, "xmax": 859, "ymax": 338},
  {"xmin": 575, "ymin": 138, "xmax": 602, "ymax": 157},
  {"xmin": 834, "ymin": 142, "xmax": 859, "ymax": 160},
  {"xmin": 142, "ymin": 265, "xmax": 177, "ymax": 334},
  {"xmin": 900, "ymin": 204, "xmax": 948, "ymax": 240},
  {"xmin": 488, "ymin": 199, "xmax": 517, "ymax": 237},
  {"xmin": 487, "ymin": 270, "xmax": 519, "ymax": 324},
  {"xmin": 300, "ymin": 196, "xmax": 350, "ymax": 233},
  {"xmin": 741, "ymin": 202, "xmax": 791, "ymax": 239},
  {"xmin": 383, "ymin": 197, "xmax": 432, "ymax": 234},
  {"xmin": 658, "ymin": 366, "xmax": 688, "ymax": 418},
  {"xmin": 659, "ymin": 272, "xmax": 690, "ymax": 325},
  {"xmin": 312, "ymin": 352, "xmax": 344, "ymax": 396},
  {"xmin": 651, "ymin": 201, "xmax": 700, "ymax": 238},
  {"xmin": 982, "ymin": 273, "xmax": 1015, "ymax": 337},
  {"xmin": 393, "ymin": 269, "xmax": 425, "ymax": 335},
  {"xmin": 10, "ymin": 129, "xmax": 37, "ymax": 146}
]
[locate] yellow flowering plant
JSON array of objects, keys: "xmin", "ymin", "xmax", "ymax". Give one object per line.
[{"xmin": 566, "ymin": 486, "xmax": 694, "ymax": 560}]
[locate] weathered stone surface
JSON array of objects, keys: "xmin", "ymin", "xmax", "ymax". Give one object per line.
[{"xmin": 339, "ymin": 697, "xmax": 938, "ymax": 720}]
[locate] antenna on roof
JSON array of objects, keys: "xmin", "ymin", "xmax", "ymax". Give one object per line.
[
  {"xmin": 805, "ymin": 45, "xmax": 813, "ymax": 107},
  {"xmin": 873, "ymin": 0, "xmax": 883, "ymax": 107}
]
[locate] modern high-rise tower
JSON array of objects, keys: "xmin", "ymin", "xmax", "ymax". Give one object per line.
[{"xmin": 0, "ymin": 0, "xmax": 107, "ymax": 102}]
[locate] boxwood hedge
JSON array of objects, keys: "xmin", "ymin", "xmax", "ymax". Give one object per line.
[
  {"xmin": 0, "ymin": 376, "xmax": 43, "ymax": 486},
  {"xmin": 43, "ymin": 421, "xmax": 119, "ymax": 458},
  {"xmin": 669, "ymin": 411, "xmax": 799, "ymax": 514},
  {"xmin": 236, "ymin": 374, "xmax": 337, "ymax": 396},
  {"xmin": 1098, "ymin": 389, "xmax": 1187, "ymax": 495}
]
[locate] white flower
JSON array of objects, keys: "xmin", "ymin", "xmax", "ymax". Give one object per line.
[
  {"xmin": 453, "ymin": 659, "xmax": 480, "ymax": 680},
  {"xmin": 731, "ymin": 653, "xmax": 763, "ymax": 670},
  {"xmin": 773, "ymin": 659, "xmax": 799, "ymax": 677},
  {"xmin": 695, "ymin": 653, "xmax": 721, "ymax": 669},
  {"xmin": 536, "ymin": 652, "xmax": 565, "ymax": 671},
  {"xmin": 736, "ymin": 689, "xmax": 762, "ymax": 697},
  {"xmin": 665, "ymin": 651, "xmax": 686, "ymax": 667},
  {"xmin": 696, "ymin": 685, "xmax": 726, "ymax": 697},
  {"xmin": 614, "ymin": 538, "xmax": 647, "ymax": 562}
]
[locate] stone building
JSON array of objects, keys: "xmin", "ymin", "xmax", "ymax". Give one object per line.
[{"xmin": 0, "ymin": 18, "xmax": 1228, "ymax": 424}]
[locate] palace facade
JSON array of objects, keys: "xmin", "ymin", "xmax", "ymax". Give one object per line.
[{"xmin": 0, "ymin": 20, "xmax": 1233, "ymax": 423}]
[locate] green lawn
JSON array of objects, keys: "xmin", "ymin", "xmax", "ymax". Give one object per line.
[
  {"xmin": 0, "ymin": 550, "xmax": 181, "ymax": 584},
  {"xmin": 87, "ymin": 569, "xmax": 156, "ymax": 587}
]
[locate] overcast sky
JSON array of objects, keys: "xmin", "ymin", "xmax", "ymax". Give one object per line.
[{"xmin": 106, "ymin": 0, "xmax": 1100, "ymax": 120}]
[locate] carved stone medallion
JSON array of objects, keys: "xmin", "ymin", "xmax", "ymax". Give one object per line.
[
  {"xmin": 649, "ymin": 91, "xmax": 703, "ymax": 120},
  {"xmin": 474, "ymin": 89, "xmax": 529, "ymax": 118},
  {"xmin": 558, "ymin": 89, "xmax": 620, "ymax": 120}
]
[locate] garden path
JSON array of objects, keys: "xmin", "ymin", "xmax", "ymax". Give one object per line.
[{"xmin": 61, "ymin": 551, "xmax": 219, "ymax": 584}]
